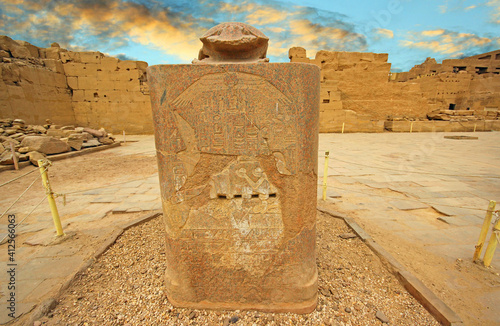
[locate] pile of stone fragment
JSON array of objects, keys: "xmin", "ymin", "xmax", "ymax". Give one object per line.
[{"xmin": 0, "ymin": 118, "xmax": 115, "ymax": 166}]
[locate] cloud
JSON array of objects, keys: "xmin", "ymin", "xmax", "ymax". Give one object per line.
[
  {"xmin": 0, "ymin": 0, "xmax": 208, "ymax": 61},
  {"xmin": 400, "ymin": 29, "xmax": 499, "ymax": 58},
  {"xmin": 0, "ymin": 0, "xmax": 368, "ymax": 63},
  {"xmin": 375, "ymin": 28, "xmax": 394, "ymax": 39},
  {"xmin": 421, "ymin": 29, "xmax": 445, "ymax": 37},
  {"xmin": 486, "ymin": 0, "xmax": 500, "ymax": 23},
  {"xmin": 111, "ymin": 53, "xmax": 138, "ymax": 61}
]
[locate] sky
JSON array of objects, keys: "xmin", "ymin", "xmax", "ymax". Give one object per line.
[{"xmin": 0, "ymin": 0, "xmax": 498, "ymax": 72}]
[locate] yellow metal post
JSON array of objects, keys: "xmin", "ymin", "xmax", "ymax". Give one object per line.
[
  {"xmin": 473, "ymin": 124, "xmax": 477, "ymax": 132},
  {"xmin": 483, "ymin": 213, "xmax": 500, "ymax": 267},
  {"xmin": 473, "ymin": 200, "xmax": 496, "ymax": 261},
  {"xmin": 38, "ymin": 160, "xmax": 64, "ymax": 237},
  {"xmin": 410, "ymin": 122, "xmax": 414, "ymax": 133},
  {"xmin": 322, "ymin": 151, "xmax": 329, "ymax": 201},
  {"xmin": 341, "ymin": 122, "xmax": 345, "ymax": 134}
]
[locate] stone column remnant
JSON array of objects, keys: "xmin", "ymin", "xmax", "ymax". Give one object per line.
[{"xmin": 147, "ymin": 22, "xmax": 320, "ymax": 313}]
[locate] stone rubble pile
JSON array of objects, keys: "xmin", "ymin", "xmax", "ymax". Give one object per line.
[
  {"xmin": 0, "ymin": 118, "xmax": 115, "ymax": 166},
  {"xmin": 426, "ymin": 109, "xmax": 499, "ymax": 121},
  {"xmin": 387, "ymin": 109, "xmax": 499, "ymax": 122}
]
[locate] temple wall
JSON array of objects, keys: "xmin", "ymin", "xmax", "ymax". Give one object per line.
[
  {"xmin": 0, "ymin": 35, "xmax": 153, "ymax": 134},
  {"xmin": 289, "ymin": 47, "xmax": 500, "ymax": 133},
  {"xmin": 1, "ymin": 35, "xmax": 498, "ymax": 134}
]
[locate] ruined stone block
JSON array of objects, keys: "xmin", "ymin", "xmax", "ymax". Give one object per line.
[
  {"xmin": 100, "ymin": 57, "xmax": 119, "ymax": 71},
  {"xmin": 96, "ymin": 79, "xmax": 115, "ymax": 91},
  {"xmin": 44, "ymin": 47, "xmax": 62, "ymax": 60},
  {"xmin": 42, "ymin": 59, "xmax": 65, "ymax": 74},
  {"xmin": 54, "ymin": 73, "xmax": 68, "ymax": 88},
  {"xmin": 80, "ymin": 51, "xmax": 104, "ymax": 64},
  {"xmin": 67, "ymin": 76, "xmax": 78, "ymax": 89},
  {"xmin": 117, "ymin": 60, "xmax": 138, "ymax": 70},
  {"xmin": 72, "ymin": 89, "xmax": 85, "ymax": 102},
  {"xmin": 115, "ymin": 70, "xmax": 140, "ymax": 81},
  {"xmin": 6, "ymin": 85, "xmax": 25, "ymax": 100},
  {"xmin": 63, "ymin": 63, "xmax": 98, "ymax": 77},
  {"xmin": 18, "ymin": 66, "xmax": 41, "ymax": 84},
  {"xmin": 148, "ymin": 25, "xmax": 319, "ymax": 312},
  {"xmin": 136, "ymin": 61, "xmax": 148, "ymax": 71},
  {"xmin": 113, "ymin": 80, "xmax": 136, "ymax": 90},
  {"xmin": 15, "ymin": 40, "xmax": 39, "ymax": 58},
  {"xmin": 67, "ymin": 51, "xmax": 81, "ymax": 63},
  {"xmin": 77, "ymin": 76, "xmax": 98, "ymax": 90}
]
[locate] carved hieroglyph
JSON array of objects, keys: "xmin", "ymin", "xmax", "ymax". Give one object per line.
[{"xmin": 148, "ymin": 23, "xmax": 320, "ymax": 314}]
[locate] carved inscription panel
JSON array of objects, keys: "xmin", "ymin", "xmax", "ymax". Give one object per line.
[{"xmin": 148, "ymin": 63, "xmax": 320, "ymax": 312}]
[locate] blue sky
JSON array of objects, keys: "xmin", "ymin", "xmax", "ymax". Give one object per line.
[{"xmin": 0, "ymin": 0, "xmax": 498, "ymax": 71}]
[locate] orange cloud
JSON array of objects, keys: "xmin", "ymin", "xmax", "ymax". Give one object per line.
[
  {"xmin": 401, "ymin": 29, "xmax": 498, "ymax": 57},
  {"xmin": 375, "ymin": 28, "xmax": 394, "ymax": 39}
]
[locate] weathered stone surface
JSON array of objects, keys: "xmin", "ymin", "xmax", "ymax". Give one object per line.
[
  {"xmin": 148, "ymin": 27, "xmax": 319, "ymax": 313},
  {"xmin": 66, "ymin": 139, "xmax": 83, "ymax": 151},
  {"xmin": 83, "ymin": 127, "xmax": 106, "ymax": 138},
  {"xmin": 0, "ymin": 35, "xmax": 30, "ymax": 58},
  {"xmin": 31, "ymin": 125, "xmax": 47, "ymax": 134},
  {"xmin": 27, "ymin": 151, "xmax": 46, "ymax": 166},
  {"xmin": 98, "ymin": 137, "xmax": 114, "ymax": 145},
  {"xmin": 19, "ymin": 153, "xmax": 28, "ymax": 161},
  {"xmin": 194, "ymin": 22, "xmax": 269, "ymax": 64},
  {"xmin": 12, "ymin": 118, "xmax": 25, "ymax": 126},
  {"xmin": 82, "ymin": 139, "xmax": 100, "ymax": 148},
  {"xmin": 0, "ymin": 143, "xmax": 4, "ymax": 155},
  {"xmin": 18, "ymin": 146, "xmax": 30, "ymax": 154},
  {"xmin": 20, "ymin": 136, "xmax": 71, "ymax": 155},
  {"xmin": 68, "ymin": 133, "xmax": 86, "ymax": 141}
]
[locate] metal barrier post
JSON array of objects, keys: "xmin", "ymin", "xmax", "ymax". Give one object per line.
[
  {"xmin": 473, "ymin": 200, "xmax": 496, "ymax": 261},
  {"xmin": 483, "ymin": 211, "xmax": 500, "ymax": 267},
  {"xmin": 322, "ymin": 151, "xmax": 329, "ymax": 201},
  {"xmin": 38, "ymin": 160, "xmax": 64, "ymax": 237}
]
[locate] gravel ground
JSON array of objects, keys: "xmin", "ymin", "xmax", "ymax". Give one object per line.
[{"xmin": 37, "ymin": 212, "xmax": 439, "ymax": 326}]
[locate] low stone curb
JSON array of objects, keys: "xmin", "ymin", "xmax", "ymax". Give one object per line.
[
  {"xmin": 23, "ymin": 210, "xmax": 162, "ymax": 326},
  {"xmin": 0, "ymin": 142, "xmax": 121, "ymax": 172},
  {"xmin": 317, "ymin": 206, "xmax": 464, "ymax": 326}
]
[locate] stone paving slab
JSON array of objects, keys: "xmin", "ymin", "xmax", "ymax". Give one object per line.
[
  {"xmin": 437, "ymin": 215, "xmax": 483, "ymax": 226},
  {"xmin": 19, "ymin": 256, "xmax": 86, "ymax": 280},
  {"xmin": 388, "ymin": 199, "xmax": 429, "ymax": 210}
]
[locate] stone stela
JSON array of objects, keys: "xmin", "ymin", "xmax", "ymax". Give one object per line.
[{"xmin": 148, "ymin": 22, "xmax": 320, "ymax": 313}]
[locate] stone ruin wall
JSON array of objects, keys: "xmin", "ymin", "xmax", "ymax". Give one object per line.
[
  {"xmin": 0, "ymin": 35, "xmax": 152, "ymax": 134},
  {"xmin": 289, "ymin": 47, "xmax": 500, "ymax": 133},
  {"xmin": 2, "ymin": 34, "xmax": 498, "ymax": 135},
  {"xmin": 393, "ymin": 51, "xmax": 500, "ymax": 113}
]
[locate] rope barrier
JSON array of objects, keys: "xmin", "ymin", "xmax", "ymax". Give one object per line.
[
  {"xmin": 0, "ymin": 167, "xmax": 38, "ymax": 188},
  {"xmin": 0, "ymin": 166, "xmax": 48, "ymax": 220},
  {"xmin": 0, "ymin": 195, "xmax": 46, "ymax": 244}
]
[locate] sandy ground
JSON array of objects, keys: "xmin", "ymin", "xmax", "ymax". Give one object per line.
[
  {"xmin": 0, "ymin": 134, "xmax": 498, "ymax": 325},
  {"xmin": 37, "ymin": 213, "xmax": 439, "ymax": 326}
]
